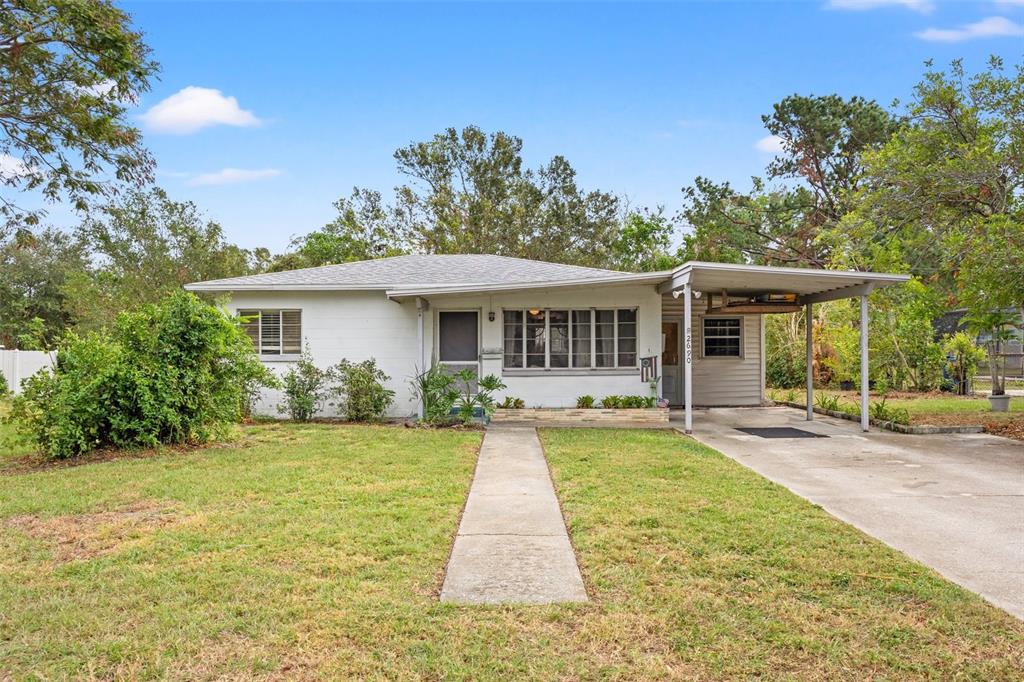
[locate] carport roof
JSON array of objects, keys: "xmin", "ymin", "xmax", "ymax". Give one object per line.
[{"xmin": 657, "ymin": 261, "xmax": 910, "ymax": 303}]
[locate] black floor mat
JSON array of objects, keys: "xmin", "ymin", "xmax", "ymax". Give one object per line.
[{"xmin": 735, "ymin": 427, "xmax": 829, "ymax": 439}]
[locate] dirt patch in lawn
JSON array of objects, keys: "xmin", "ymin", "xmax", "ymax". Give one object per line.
[{"xmin": 5, "ymin": 500, "xmax": 184, "ymax": 562}]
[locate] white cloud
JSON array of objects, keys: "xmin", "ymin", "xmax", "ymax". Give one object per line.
[
  {"xmin": 755, "ymin": 135, "xmax": 785, "ymax": 154},
  {"xmin": 827, "ymin": 0, "xmax": 933, "ymax": 13},
  {"xmin": 915, "ymin": 15, "xmax": 1024, "ymax": 41},
  {"xmin": 187, "ymin": 168, "xmax": 282, "ymax": 187},
  {"xmin": 141, "ymin": 86, "xmax": 262, "ymax": 134},
  {"xmin": 0, "ymin": 153, "xmax": 35, "ymax": 180}
]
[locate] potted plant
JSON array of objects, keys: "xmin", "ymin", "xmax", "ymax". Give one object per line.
[{"xmin": 966, "ymin": 311, "xmax": 1019, "ymax": 412}]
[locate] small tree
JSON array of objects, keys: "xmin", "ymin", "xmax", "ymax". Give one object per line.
[
  {"xmin": 278, "ymin": 347, "xmax": 332, "ymax": 421},
  {"xmin": 966, "ymin": 311, "xmax": 1020, "ymax": 397},
  {"xmin": 944, "ymin": 332, "xmax": 986, "ymax": 396},
  {"xmin": 333, "ymin": 358, "xmax": 394, "ymax": 422}
]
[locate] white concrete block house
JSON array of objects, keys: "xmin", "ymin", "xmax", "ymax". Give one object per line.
[{"xmin": 185, "ymin": 255, "xmax": 907, "ymax": 430}]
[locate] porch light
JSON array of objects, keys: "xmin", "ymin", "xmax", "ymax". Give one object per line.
[{"xmin": 528, "ymin": 308, "xmax": 541, "ymax": 315}]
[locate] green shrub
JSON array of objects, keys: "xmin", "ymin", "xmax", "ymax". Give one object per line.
[
  {"xmin": 600, "ymin": 395, "xmax": 655, "ymax": 409},
  {"xmin": 869, "ymin": 396, "xmax": 910, "ymax": 425},
  {"xmin": 0, "ymin": 372, "xmax": 8, "ymax": 397},
  {"xmin": 498, "ymin": 396, "xmax": 525, "ymax": 409},
  {"xmin": 333, "ymin": 358, "xmax": 394, "ymax": 422},
  {"xmin": 814, "ymin": 393, "xmax": 843, "ymax": 412},
  {"xmin": 454, "ymin": 369, "xmax": 506, "ymax": 424},
  {"xmin": 8, "ymin": 291, "xmax": 274, "ymax": 459},
  {"xmin": 576, "ymin": 395, "xmax": 595, "ymax": 409},
  {"xmin": 408, "ymin": 365, "xmax": 460, "ymax": 423},
  {"xmin": 944, "ymin": 332, "xmax": 985, "ymax": 396},
  {"xmin": 278, "ymin": 347, "xmax": 332, "ymax": 421}
]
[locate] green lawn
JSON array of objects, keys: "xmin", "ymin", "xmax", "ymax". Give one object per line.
[
  {"xmin": 2, "ymin": 424, "xmax": 1021, "ymax": 678},
  {"xmin": 769, "ymin": 387, "xmax": 1023, "ymax": 415},
  {"xmin": 767, "ymin": 387, "xmax": 1024, "ymax": 440}
]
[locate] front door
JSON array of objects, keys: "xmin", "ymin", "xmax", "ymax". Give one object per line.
[
  {"xmin": 438, "ymin": 311, "xmax": 480, "ymax": 384},
  {"xmin": 662, "ymin": 319, "xmax": 683, "ymax": 406}
]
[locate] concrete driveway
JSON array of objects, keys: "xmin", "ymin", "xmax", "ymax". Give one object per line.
[{"xmin": 680, "ymin": 407, "xmax": 1024, "ymax": 619}]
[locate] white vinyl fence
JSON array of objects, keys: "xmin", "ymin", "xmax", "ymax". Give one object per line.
[{"xmin": 0, "ymin": 349, "xmax": 54, "ymax": 395}]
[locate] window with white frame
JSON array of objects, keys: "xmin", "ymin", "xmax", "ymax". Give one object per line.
[
  {"xmin": 503, "ymin": 308, "xmax": 637, "ymax": 369},
  {"xmin": 238, "ymin": 309, "xmax": 302, "ymax": 355},
  {"xmin": 702, "ymin": 317, "xmax": 741, "ymax": 357}
]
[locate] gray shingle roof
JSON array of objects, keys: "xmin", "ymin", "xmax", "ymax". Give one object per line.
[{"xmin": 186, "ymin": 254, "xmax": 632, "ymax": 290}]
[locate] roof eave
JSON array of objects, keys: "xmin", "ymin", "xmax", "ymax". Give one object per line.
[{"xmin": 385, "ymin": 272, "xmax": 671, "ymax": 299}]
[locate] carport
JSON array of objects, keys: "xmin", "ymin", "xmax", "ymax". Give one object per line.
[{"xmin": 658, "ymin": 262, "xmax": 910, "ymax": 433}]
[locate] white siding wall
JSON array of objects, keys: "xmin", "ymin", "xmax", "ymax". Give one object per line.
[
  {"xmin": 662, "ymin": 294, "xmax": 765, "ymax": 406},
  {"xmin": 228, "ymin": 290, "xmax": 422, "ymax": 418},
  {"xmin": 229, "ymin": 284, "xmax": 662, "ymax": 417},
  {"xmin": 429, "ymin": 284, "xmax": 663, "ymax": 408}
]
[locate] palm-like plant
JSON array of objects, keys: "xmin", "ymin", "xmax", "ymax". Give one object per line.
[{"xmin": 965, "ymin": 310, "xmax": 1020, "ymax": 398}]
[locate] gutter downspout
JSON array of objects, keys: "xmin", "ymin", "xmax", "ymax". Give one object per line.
[{"xmin": 417, "ymin": 297, "xmax": 426, "ymax": 418}]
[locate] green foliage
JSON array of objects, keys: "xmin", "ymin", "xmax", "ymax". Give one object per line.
[
  {"xmin": 610, "ymin": 210, "xmax": 682, "ymax": 272},
  {"xmin": 278, "ymin": 347, "xmax": 332, "ymax": 422},
  {"xmin": 15, "ymin": 317, "xmax": 47, "ymax": 351},
  {"xmin": 497, "ymin": 396, "xmax": 525, "ymax": 409},
  {"xmin": 576, "ymin": 395, "xmax": 596, "ymax": 409},
  {"xmin": 70, "ymin": 188, "xmax": 265, "ymax": 332},
  {"xmin": 869, "ymin": 396, "xmax": 910, "ymax": 426},
  {"xmin": 944, "ymin": 332, "xmax": 986, "ymax": 396},
  {"xmin": 282, "ymin": 126, "xmax": 622, "ymax": 269},
  {"xmin": 0, "ymin": 228, "xmax": 88, "ymax": 348},
  {"xmin": 7, "ymin": 291, "xmax": 273, "ymax": 458},
  {"xmin": 0, "ymin": 371, "xmax": 8, "ymax": 397},
  {"xmin": 814, "ymin": 393, "xmax": 843, "ymax": 413},
  {"xmin": 599, "ymin": 395, "xmax": 655, "ymax": 409},
  {"xmin": 764, "ymin": 314, "xmax": 806, "ymax": 389},
  {"xmin": 272, "ymin": 188, "xmax": 407, "ymax": 270},
  {"xmin": 453, "ymin": 370, "xmax": 506, "ymax": 424},
  {"xmin": 965, "ymin": 310, "xmax": 1020, "ymax": 396},
  {"xmin": 332, "ymin": 358, "xmax": 394, "ymax": 422},
  {"xmin": 682, "ymin": 94, "xmax": 897, "ymax": 267},
  {"xmin": 846, "ymin": 58, "xmax": 1023, "ymax": 304},
  {"xmin": 0, "ymin": 0, "xmax": 158, "ymax": 230},
  {"xmin": 408, "ymin": 364, "xmax": 460, "ymax": 423}
]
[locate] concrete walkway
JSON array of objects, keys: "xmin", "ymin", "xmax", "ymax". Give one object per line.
[
  {"xmin": 440, "ymin": 425, "xmax": 587, "ymax": 604},
  {"xmin": 685, "ymin": 407, "xmax": 1024, "ymax": 620}
]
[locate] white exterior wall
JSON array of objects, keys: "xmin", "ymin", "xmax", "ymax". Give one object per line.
[
  {"xmin": 227, "ymin": 284, "xmax": 763, "ymax": 418},
  {"xmin": 662, "ymin": 295, "xmax": 765, "ymax": 406},
  {"xmin": 426, "ymin": 283, "xmax": 663, "ymax": 408},
  {"xmin": 227, "ymin": 290, "xmax": 423, "ymax": 418},
  {"xmin": 228, "ymin": 283, "xmax": 662, "ymax": 417}
]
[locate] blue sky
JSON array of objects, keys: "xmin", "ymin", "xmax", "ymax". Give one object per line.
[{"xmin": 110, "ymin": 0, "xmax": 1024, "ymax": 252}]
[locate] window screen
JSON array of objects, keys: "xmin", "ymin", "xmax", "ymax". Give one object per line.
[
  {"xmin": 703, "ymin": 318, "xmax": 742, "ymax": 357},
  {"xmin": 238, "ymin": 309, "xmax": 302, "ymax": 355},
  {"xmin": 439, "ymin": 311, "xmax": 478, "ymax": 362}
]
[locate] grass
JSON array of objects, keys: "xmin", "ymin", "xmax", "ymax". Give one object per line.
[{"xmin": 2, "ymin": 424, "xmax": 1021, "ymax": 678}]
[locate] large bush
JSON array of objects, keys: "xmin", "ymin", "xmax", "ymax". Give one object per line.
[{"xmin": 8, "ymin": 292, "xmax": 274, "ymax": 458}]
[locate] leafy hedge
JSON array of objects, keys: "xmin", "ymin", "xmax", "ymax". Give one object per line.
[{"xmin": 9, "ymin": 292, "xmax": 275, "ymax": 458}]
